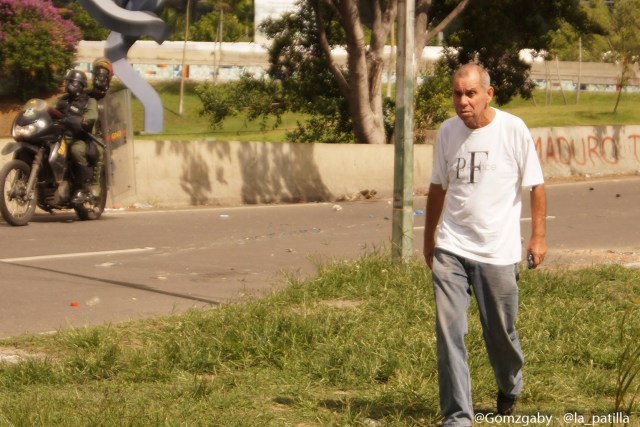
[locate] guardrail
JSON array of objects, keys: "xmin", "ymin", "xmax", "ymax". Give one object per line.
[{"xmin": 77, "ymin": 41, "xmax": 637, "ymax": 87}]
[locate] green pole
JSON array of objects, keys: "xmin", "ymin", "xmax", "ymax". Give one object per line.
[{"xmin": 391, "ymin": 0, "xmax": 415, "ymax": 263}]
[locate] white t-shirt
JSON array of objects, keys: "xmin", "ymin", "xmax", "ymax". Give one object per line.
[{"xmin": 431, "ymin": 108, "xmax": 544, "ymax": 265}]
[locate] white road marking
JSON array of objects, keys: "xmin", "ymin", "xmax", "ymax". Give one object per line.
[
  {"xmin": 0, "ymin": 247, "xmax": 155, "ymax": 263},
  {"xmin": 103, "ymin": 202, "xmax": 334, "ymax": 216},
  {"xmin": 521, "ymin": 215, "xmax": 556, "ymax": 221}
]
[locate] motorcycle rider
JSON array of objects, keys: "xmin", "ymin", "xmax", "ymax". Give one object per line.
[
  {"xmin": 90, "ymin": 58, "xmax": 113, "ymax": 101},
  {"xmin": 87, "ymin": 58, "xmax": 114, "ymax": 198},
  {"xmin": 55, "ymin": 69, "xmax": 99, "ymax": 204}
]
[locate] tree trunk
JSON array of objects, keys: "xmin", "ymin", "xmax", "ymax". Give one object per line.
[
  {"xmin": 413, "ymin": 0, "xmax": 473, "ymax": 68},
  {"xmin": 316, "ymin": 0, "xmax": 473, "ymax": 143},
  {"xmin": 613, "ymin": 78, "xmax": 624, "ymax": 113},
  {"xmin": 613, "ymin": 60, "xmax": 632, "ymax": 114},
  {"xmin": 318, "ymin": 0, "xmax": 394, "ymax": 144},
  {"xmin": 414, "ymin": 0, "xmax": 433, "ymax": 71}
]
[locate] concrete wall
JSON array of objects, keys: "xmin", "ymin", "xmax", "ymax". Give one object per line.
[
  {"xmin": 2, "ymin": 125, "xmax": 640, "ymax": 208},
  {"xmin": 128, "ymin": 140, "xmax": 435, "ymax": 207}
]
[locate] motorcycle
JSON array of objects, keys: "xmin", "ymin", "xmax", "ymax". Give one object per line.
[{"xmin": 0, "ymin": 98, "xmax": 108, "ymax": 226}]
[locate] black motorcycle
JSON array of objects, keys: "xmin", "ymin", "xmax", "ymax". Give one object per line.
[{"xmin": 0, "ymin": 98, "xmax": 108, "ymax": 226}]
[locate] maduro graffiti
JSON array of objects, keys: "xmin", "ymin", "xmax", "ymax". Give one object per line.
[
  {"xmin": 535, "ymin": 134, "xmax": 621, "ymax": 165},
  {"xmin": 530, "ymin": 126, "xmax": 640, "ymax": 177}
]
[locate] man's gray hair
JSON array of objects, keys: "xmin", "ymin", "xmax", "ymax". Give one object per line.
[{"xmin": 454, "ymin": 63, "xmax": 491, "ymax": 90}]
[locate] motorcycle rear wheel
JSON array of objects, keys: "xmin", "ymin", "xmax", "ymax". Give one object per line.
[
  {"xmin": 74, "ymin": 168, "xmax": 107, "ymax": 221},
  {"xmin": 0, "ymin": 159, "xmax": 37, "ymax": 226}
]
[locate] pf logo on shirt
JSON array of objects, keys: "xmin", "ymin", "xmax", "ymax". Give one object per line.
[{"xmin": 455, "ymin": 151, "xmax": 495, "ymax": 183}]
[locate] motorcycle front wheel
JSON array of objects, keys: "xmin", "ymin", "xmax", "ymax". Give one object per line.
[
  {"xmin": 0, "ymin": 159, "xmax": 37, "ymax": 226},
  {"xmin": 74, "ymin": 168, "xmax": 107, "ymax": 221}
]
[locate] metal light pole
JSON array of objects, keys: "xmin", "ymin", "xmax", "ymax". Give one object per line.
[
  {"xmin": 391, "ymin": 0, "xmax": 415, "ymax": 263},
  {"xmin": 179, "ymin": 0, "xmax": 192, "ymax": 116}
]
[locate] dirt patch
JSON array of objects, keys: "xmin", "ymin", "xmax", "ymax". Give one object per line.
[
  {"xmin": 320, "ymin": 299, "xmax": 363, "ymax": 309},
  {"xmin": 544, "ymin": 247, "xmax": 640, "ymax": 270},
  {"xmin": 0, "ymin": 347, "xmax": 48, "ymax": 364}
]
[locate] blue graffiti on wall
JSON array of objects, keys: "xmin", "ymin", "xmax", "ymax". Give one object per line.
[{"xmin": 79, "ymin": 0, "xmax": 169, "ymax": 133}]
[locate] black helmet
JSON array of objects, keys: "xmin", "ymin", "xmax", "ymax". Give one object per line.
[
  {"xmin": 65, "ymin": 69, "xmax": 88, "ymax": 87},
  {"xmin": 64, "ymin": 69, "xmax": 88, "ymax": 97}
]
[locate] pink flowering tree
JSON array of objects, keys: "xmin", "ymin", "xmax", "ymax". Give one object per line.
[{"xmin": 0, "ymin": 0, "xmax": 81, "ymax": 99}]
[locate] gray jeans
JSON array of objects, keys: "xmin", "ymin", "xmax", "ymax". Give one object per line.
[{"xmin": 432, "ymin": 249, "xmax": 524, "ymax": 426}]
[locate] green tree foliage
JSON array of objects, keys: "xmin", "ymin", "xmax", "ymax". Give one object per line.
[
  {"xmin": 160, "ymin": 0, "xmax": 253, "ymax": 41},
  {"xmin": 53, "ymin": 0, "xmax": 253, "ymax": 41},
  {"xmin": 603, "ymin": 0, "xmax": 640, "ymax": 112},
  {"xmin": 197, "ymin": 5, "xmax": 357, "ymax": 144},
  {"xmin": 382, "ymin": 60, "xmax": 453, "ymax": 144},
  {"xmin": 260, "ymin": 6, "xmax": 356, "ymax": 143},
  {"xmin": 210, "ymin": 0, "xmax": 253, "ymax": 38},
  {"xmin": 197, "ymin": 0, "xmax": 603, "ymax": 143},
  {"xmin": 444, "ymin": 0, "xmax": 598, "ymax": 105},
  {"xmin": 0, "ymin": 0, "xmax": 81, "ymax": 99},
  {"xmin": 414, "ymin": 60, "xmax": 452, "ymax": 140},
  {"xmin": 159, "ymin": 5, "xmax": 187, "ymax": 41},
  {"xmin": 53, "ymin": 0, "xmax": 109, "ymax": 40},
  {"xmin": 191, "ymin": 9, "xmax": 248, "ymax": 42},
  {"xmin": 195, "ymin": 70, "xmax": 356, "ymax": 144},
  {"xmin": 196, "ymin": 75, "xmax": 286, "ymax": 131},
  {"xmin": 547, "ymin": 0, "xmax": 610, "ymax": 62}
]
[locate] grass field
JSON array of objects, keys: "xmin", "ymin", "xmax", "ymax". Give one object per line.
[
  {"xmin": 1, "ymin": 82, "xmax": 639, "ymax": 425},
  {"xmin": 0, "ymin": 253, "xmax": 638, "ymax": 426},
  {"xmin": 129, "ymin": 82, "xmax": 640, "ymax": 142},
  {"xmin": 500, "ymin": 89, "xmax": 640, "ymax": 128},
  {"xmin": 127, "ymin": 82, "xmax": 302, "ymax": 143}
]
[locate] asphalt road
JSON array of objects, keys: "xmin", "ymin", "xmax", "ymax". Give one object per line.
[{"xmin": 1, "ymin": 177, "xmax": 639, "ymax": 338}]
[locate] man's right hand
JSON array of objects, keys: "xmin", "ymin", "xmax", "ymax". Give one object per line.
[{"xmin": 424, "ymin": 237, "xmax": 436, "ymax": 269}]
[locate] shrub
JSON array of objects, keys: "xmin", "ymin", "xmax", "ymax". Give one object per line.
[
  {"xmin": 0, "ymin": 0, "xmax": 81, "ymax": 99},
  {"xmin": 196, "ymin": 75, "xmax": 285, "ymax": 131},
  {"xmin": 414, "ymin": 60, "xmax": 452, "ymax": 137}
]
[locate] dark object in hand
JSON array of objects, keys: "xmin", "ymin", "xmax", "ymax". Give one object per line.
[{"xmin": 527, "ymin": 252, "xmax": 534, "ymax": 269}]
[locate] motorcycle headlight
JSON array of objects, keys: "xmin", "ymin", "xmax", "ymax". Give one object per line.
[{"xmin": 12, "ymin": 119, "xmax": 47, "ymax": 138}]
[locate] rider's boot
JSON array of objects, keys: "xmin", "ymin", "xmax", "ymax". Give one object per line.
[
  {"xmin": 89, "ymin": 144, "xmax": 104, "ymax": 198},
  {"xmin": 72, "ymin": 165, "xmax": 94, "ymax": 204}
]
